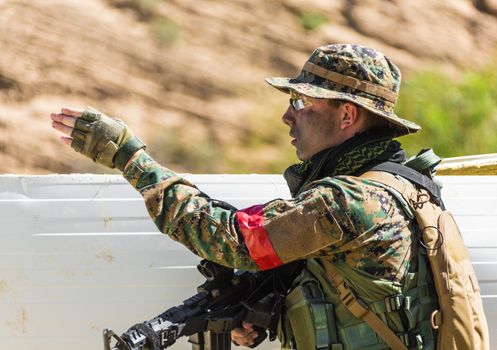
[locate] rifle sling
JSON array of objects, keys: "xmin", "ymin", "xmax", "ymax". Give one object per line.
[{"xmin": 320, "ymin": 260, "xmax": 409, "ymax": 350}]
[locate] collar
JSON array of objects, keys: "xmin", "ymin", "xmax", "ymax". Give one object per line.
[{"xmin": 283, "ymin": 129, "xmax": 405, "ymax": 197}]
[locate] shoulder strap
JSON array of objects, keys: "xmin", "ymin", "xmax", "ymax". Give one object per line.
[
  {"xmin": 361, "ymin": 170, "xmax": 417, "ymax": 202},
  {"xmin": 320, "ymin": 170, "xmax": 434, "ymax": 350},
  {"xmin": 320, "ymin": 260, "xmax": 409, "ymax": 350},
  {"xmin": 359, "ymin": 161, "xmax": 443, "ymax": 207}
]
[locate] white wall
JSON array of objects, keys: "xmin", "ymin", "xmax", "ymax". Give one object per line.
[{"xmin": 0, "ymin": 175, "xmax": 495, "ymax": 349}]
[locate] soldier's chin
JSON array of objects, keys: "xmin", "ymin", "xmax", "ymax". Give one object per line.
[{"xmin": 296, "ymin": 149, "xmax": 309, "ymax": 161}]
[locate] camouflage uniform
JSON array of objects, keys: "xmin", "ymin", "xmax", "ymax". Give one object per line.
[
  {"xmin": 122, "ymin": 134, "xmax": 437, "ymax": 348},
  {"xmin": 123, "ymin": 44, "xmax": 421, "ymax": 278},
  {"xmin": 124, "ymin": 147, "xmax": 415, "ymax": 278},
  {"xmin": 121, "ymin": 44, "xmax": 437, "ymax": 349}
]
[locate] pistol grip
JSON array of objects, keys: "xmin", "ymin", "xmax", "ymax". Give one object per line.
[{"xmin": 249, "ymin": 327, "xmax": 267, "ymax": 348}]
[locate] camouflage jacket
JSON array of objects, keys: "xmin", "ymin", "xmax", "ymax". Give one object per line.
[{"xmin": 123, "ymin": 151, "xmax": 416, "ymax": 283}]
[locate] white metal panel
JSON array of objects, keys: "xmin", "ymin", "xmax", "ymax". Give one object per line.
[
  {"xmin": 0, "ymin": 174, "xmax": 288, "ymax": 350},
  {"xmin": 438, "ymin": 176, "xmax": 497, "ymax": 344},
  {"xmin": 0, "ymin": 174, "xmax": 496, "ymax": 349},
  {"xmin": 437, "ymin": 153, "xmax": 497, "ymax": 172}
]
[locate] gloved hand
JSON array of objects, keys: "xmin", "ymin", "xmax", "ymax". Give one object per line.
[{"xmin": 69, "ymin": 107, "xmax": 146, "ymax": 171}]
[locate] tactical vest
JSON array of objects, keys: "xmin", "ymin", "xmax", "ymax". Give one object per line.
[
  {"xmin": 278, "ymin": 150, "xmax": 489, "ymax": 349},
  {"xmin": 278, "ymin": 188, "xmax": 439, "ymax": 350}
]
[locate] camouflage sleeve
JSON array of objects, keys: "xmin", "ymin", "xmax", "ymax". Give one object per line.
[
  {"xmin": 123, "ymin": 152, "xmax": 412, "ymax": 276},
  {"xmin": 123, "ymin": 151, "xmax": 258, "ymax": 270}
]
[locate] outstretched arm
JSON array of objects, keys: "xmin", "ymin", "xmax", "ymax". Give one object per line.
[
  {"xmin": 50, "ymin": 107, "xmax": 346, "ymax": 271},
  {"xmin": 51, "ymin": 107, "xmax": 258, "ymax": 270}
]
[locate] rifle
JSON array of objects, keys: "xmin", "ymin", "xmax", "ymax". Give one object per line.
[{"xmin": 103, "ymin": 259, "xmax": 301, "ymax": 350}]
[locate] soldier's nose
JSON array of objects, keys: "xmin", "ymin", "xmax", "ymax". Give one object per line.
[{"xmin": 282, "ymin": 107, "xmax": 295, "ymax": 127}]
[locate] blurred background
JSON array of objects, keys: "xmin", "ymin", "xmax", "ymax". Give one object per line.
[{"xmin": 1, "ymin": 0, "xmax": 497, "ymax": 174}]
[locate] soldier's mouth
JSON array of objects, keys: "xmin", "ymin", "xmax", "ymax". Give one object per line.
[{"xmin": 289, "ymin": 132, "xmax": 297, "ymax": 145}]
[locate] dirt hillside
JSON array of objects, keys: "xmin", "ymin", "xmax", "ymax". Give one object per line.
[{"xmin": 1, "ymin": 0, "xmax": 497, "ymax": 174}]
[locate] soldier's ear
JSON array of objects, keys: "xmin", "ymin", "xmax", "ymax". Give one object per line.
[{"xmin": 338, "ymin": 102, "xmax": 359, "ymax": 130}]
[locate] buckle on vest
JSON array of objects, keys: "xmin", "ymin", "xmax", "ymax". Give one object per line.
[
  {"xmin": 412, "ymin": 192, "xmax": 430, "ymax": 209},
  {"xmin": 337, "ymin": 282, "xmax": 369, "ymax": 319},
  {"xmin": 341, "ymin": 290, "xmax": 356, "ymax": 308},
  {"xmin": 431, "ymin": 309, "xmax": 442, "ymax": 329},
  {"xmin": 419, "ymin": 226, "xmax": 444, "ymax": 251},
  {"xmin": 384, "ymin": 294, "xmax": 410, "ymax": 313}
]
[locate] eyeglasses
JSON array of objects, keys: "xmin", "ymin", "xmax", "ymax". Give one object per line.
[{"xmin": 289, "ymin": 91, "xmax": 313, "ymax": 111}]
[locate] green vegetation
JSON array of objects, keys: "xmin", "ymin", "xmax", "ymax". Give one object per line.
[
  {"xmin": 297, "ymin": 11, "xmax": 328, "ymax": 32},
  {"xmin": 124, "ymin": 0, "xmax": 181, "ymax": 46},
  {"xmin": 396, "ymin": 64, "xmax": 497, "ymax": 158},
  {"xmin": 151, "ymin": 17, "xmax": 181, "ymax": 45}
]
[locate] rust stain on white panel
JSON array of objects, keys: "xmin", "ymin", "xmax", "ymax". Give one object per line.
[
  {"xmin": 96, "ymin": 251, "xmax": 115, "ymax": 263},
  {"xmin": 6, "ymin": 307, "xmax": 28, "ymax": 334},
  {"xmin": 0, "ymin": 281, "xmax": 9, "ymax": 296}
]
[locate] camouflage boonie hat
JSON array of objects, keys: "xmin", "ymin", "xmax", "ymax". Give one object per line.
[{"xmin": 265, "ymin": 44, "xmax": 421, "ymax": 136}]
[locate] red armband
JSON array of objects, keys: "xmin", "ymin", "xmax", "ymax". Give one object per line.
[{"xmin": 236, "ymin": 205, "xmax": 283, "ymax": 270}]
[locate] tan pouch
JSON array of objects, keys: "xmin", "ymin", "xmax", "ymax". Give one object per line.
[
  {"xmin": 285, "ymin": 280, "xmax": 341, "ymax": 350},
  {"xmin": 424, "ymin": 210, "xmax": 489, "ymax": 350},
  {"xmin": 362, "ymin": 171, "xmax": 490, "ymax": 350}
]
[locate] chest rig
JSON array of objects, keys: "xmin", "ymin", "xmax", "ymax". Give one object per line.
[{"xmin": 278, "ymin": 149, "xmax": 489, "ymax": 350}]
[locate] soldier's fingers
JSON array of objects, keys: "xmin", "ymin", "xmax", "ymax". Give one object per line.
[
  {"xmin": 51, "ymin": 112, "xmax": 77, "ymax": 128},
  {"xmin": 60, "ymin": 107, "xmax": 84, "ymax": 118},
  {"xmin": 231, "ymin": 327, "xmax": 251, "ymax": 338},
  {"xmin": 231, "ymin": 331, "xmax": 256, "ymax": 347},
  {"xmin": 231, "ymin": 325, "xmax": 258, "ymax": 345},
  {"xmin": 231, "ymin": 335, "xmax": 253, "ymax": 347},
  {"xmin": 51, "ymin": 120, "xmax": 74, "ymax": 137},
  {"xmin": 60, "ymin": 136, "xmax": 72, "ymax": 146},
  {"xmin": 242, "ymin": 322, "xmax": 254, "ymax": 330}
]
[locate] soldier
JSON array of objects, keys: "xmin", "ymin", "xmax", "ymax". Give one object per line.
[{"xmin": 50, "ymin": 44, "xmax": 473, "ymax": 349}]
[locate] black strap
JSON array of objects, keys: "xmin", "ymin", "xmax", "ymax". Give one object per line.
[{"xmin": 358, "ymin": 161, "xmax": 444, "ymax": 207}]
